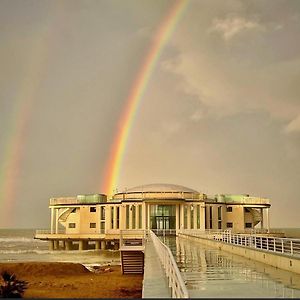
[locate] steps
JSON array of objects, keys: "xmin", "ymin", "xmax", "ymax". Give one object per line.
[{"xmin": 121, "ymin": 250, "xmax": 144, "ymax": 274}]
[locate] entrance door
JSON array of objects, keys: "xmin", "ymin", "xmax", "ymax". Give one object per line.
[{"xmin": 156, "ymin": 216, "xmax": 170, "ymax": 229}]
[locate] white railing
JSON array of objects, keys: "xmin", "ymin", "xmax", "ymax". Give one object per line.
[
  {"xmin": 150, "ymin": 230, "xmax": 189, "ymax": 298},
  {"xmin": 35, "ymin": 229, "xmax": 106, "ymax": 235},
  {"xmin": 179, "ymin": 229, "xmax": 300, "ymax": 257},
  {"xmin": 151, "ymin": 229, "xmax": 177, "ymax": 236}
]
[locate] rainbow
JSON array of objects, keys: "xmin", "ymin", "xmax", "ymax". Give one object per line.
[
  {"xmin": 0, "ymin": 7, "xmax": 65, "ymax": 227},
  {"xmin": 101, "ymin": 0, "xmax": 188, "ymax": 197}
]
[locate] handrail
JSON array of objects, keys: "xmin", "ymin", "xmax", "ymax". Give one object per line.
[
  {"xmin": 179, "ymin": 229, "xmax": 300, "ymax": 257},
  {"xmin": 149, "ymin": 230, "xmax": 189, "ymax": 298}
]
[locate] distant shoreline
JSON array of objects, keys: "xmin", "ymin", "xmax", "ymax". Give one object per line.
[{"xmin": 0, "ymin": 261, "xmax": 142, "ymax": 298}]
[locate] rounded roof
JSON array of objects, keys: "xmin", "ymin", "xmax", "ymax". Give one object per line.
[{"xmin": 123, "ymin": 183, "xmax": 199, "ymax": 194}]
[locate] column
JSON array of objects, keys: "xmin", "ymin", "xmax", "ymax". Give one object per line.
[
  {"xmin": 129, "ymin": 205, "xmax": 133, "ymax": 229},
  {"xmin": 180, "ymin": 205, "xmax": 184, "ymax": 229},
  {"xmin": 113, "ymin": 206, "xmax": 117, "ymax": 230},
  {"xmin": 55, "ymin": 208, "xmax": 59, "ymax": 234},
  {"xmin": 260, "ymin": 208, "xmax": 264, "ymax": 229},
  {"xmin": 193, "ymin": 204, "xmax": 197, "ymax": 229},
  {"xmin": 120, "ymin": 205, "xmax": 126, "ymax": 230},
  {"xmin": 200, "ymin": 204, "xmax": 205, "ymax": 231},
  {"xmin": 142, "ymin": 203, "xmax": 146, "ymax": 230},
  {"xmin": 106, "ymin": 206, "xmax": 111, "ymax": 231},
  {"xmin": 136, "ymin": 205, "xmax": 140, "ymax": 229},
  {"xmin": 147, "ymin": 204, "xmax": 150, "ymax": 230},
  {"xmin": 266, "ymin": 208, "xmax": 270, "ymax": 232},
  {"xmin": 50, "ymin": 208, "xmax": 54, "ymax": 234},
  {"xmin": 175, "ymin": 204, "xmax": 179, "ymax": 231},
  {"xmin": 187, "ymin": 205, "xmax": 191, "ymax": 229},
  {"xmin": 65, "ymin": 241, "xmax": 73, "ymax": 250},
  {"xmin": 95, "ymin": 241, "xmax": 101, "ymax": 250}
]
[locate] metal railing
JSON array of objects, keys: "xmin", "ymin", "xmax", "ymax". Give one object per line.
[
  {"xmin": 179, "ymin": 229, "xmax": 300, "ymax": 257},
  {"xmin": 119, "ymin": 230, "xmax": 146, "ymax": 248},
  {"xmin": 35, "ymin": 229, "xmax": 106, "ymax": 235},
  {"xmin": 150, "ymin": 230, "xmax": 189, "ymax": 298}
]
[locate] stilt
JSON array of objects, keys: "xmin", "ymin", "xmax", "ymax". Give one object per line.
[
  {"xmin": 95, "ymin": 241, "xmax": 101, "ymax": 250},
  {"xmin": 101, "ymin": 240, "xmax": 106, "ymax": 250},
  {"xmin": 49, "ymin": 240, "xmax": 54, "ymax": 251},
  {"xmin": 79, "ymin": 240, "xmax": 88, "ymax": 251},
  {"xmin": 65, "ymin": 241, "xmax": 73, "ymax": 250},
  {"xmin": 54, "ymin": 240, "xmax": 59, "ymax": 250}
]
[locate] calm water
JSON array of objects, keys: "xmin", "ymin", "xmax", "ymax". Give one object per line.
[
  {"xmin": 161, "ymin": 236, "xmax": 300, "ymax": 298},
  {"xmin": 0, "ymin": 229, "xmax": 120, "ymax": 268}
]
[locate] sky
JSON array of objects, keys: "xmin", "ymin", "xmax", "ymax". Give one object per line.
[{"xmin": 0, "ymin": 0, "xmax": 300, "ymax": 228}]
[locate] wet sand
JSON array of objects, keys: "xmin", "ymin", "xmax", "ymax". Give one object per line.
[{"xmin": 0, "ymin": 262, "xmax": 143, "ymax": 298}]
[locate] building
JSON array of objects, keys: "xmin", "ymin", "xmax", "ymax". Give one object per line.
[{"xmin": 35, "ymin": 183, "xmax": 271, "ymax": 250}]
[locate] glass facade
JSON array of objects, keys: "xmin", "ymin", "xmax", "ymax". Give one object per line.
[{"xmin": 150, "ymin": 205, "xmax": 176, "ymax": 229}]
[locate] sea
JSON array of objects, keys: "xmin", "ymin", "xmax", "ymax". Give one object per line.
[{"xmin": 0, "ymin": 228, "xmax": 120, "ymax": 269}]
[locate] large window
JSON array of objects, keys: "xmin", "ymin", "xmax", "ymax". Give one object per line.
[
  {"xmin": 100, "ymin": 207, "xmax": 105, "ymax": 220},
  {"xmin": 227, "ymin": 207, "xmax": 232, "ymax": 212},
  {"xmin": 68, "ymin": 223, "xmax": 76, "ymax": 228},
  {"xmin": 245, "ymin": 222, "xmax": 252, "ymax": 228},
  {"xmin": 90, "ymin": 207, "xmax": 96, "ymax": 213},
  {"xmin": 150, "ymin": 205, "xmax": 176, "ymax": 230},
  {"xmin": 90, "ymin": 223, "xmax": 96, "ymax": 228}
]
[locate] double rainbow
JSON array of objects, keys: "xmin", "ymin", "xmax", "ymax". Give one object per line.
[{"xmin": 101, "ymin": 0, "xmax": 188, "ymax": 197}]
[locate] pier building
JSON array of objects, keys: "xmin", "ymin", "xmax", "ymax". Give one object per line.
[{"xmin": 35, "ymin": 183, "xmax": 270, "ymax": 250}]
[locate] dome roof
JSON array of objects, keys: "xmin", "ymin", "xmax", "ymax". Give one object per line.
[{"xmin": 123, "ymin": 183, "xmax": 199, "ymax": 194}]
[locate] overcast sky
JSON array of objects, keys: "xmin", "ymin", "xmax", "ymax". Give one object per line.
[{"xmin": 0, "ymin": 0, "xmax": 300, "ymax": 228}]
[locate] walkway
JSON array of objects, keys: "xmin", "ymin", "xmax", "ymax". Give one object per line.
[{"xmin": 142, "ymin": 237, "xmax": 170, "ymax": 298}]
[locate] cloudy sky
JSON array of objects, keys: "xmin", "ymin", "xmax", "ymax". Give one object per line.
[{"xmin": 0, "ymin": 0, "xmax": 300, "ymax": 228}]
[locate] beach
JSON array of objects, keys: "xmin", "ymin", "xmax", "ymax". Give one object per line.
[{"xmin": 0, "ymin": 262, "xmax": 143, "ymax": 298}]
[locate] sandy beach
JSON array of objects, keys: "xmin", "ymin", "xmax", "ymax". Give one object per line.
[{"xmin": 0, "ymin": 262, "xmax": 143, "ymax": 298}]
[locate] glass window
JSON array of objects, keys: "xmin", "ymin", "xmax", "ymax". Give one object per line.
[
  {"xmin": 116, "ymin": 206, "xmax": 120, "ymax": 229},
  {"xmin": 227, "ymin": 207, "xmax": 232, "ymax": 212},
  {"xmin": 218, "ymin": 206, "xmax": 222, "ymax": 220},
  {"xmin": 90, "ymin": 223, "xmax": 96, "ymax": 228},
  {"xmin": 100, "ymin": 207, "xmax": 105, "ymax": 220},
  {"xmin": 245, "ymin": 222, "xmax": 252, "ymax": 228},
  {"xmin": 132, "ymin": 206, "xmax": 136, "ymax": 229},
  {"xmin": 227, "ymin": 222, "xmax": 233, "ymax": 228},
  {"xmin": 68, "ymin": 223, "xmax": 76, "ymax": 228},
  {"xmin": 218, "ymin": 220, "xmax": 222, "ymax": 229},
  {"xmin": 90, "ymin": 207, "xmax": 96, "ymax": 212},
  {"xmin": 126, "ymin": 205, "xmax": 129, "ymax": 229},
  {"xmin": 139, "ymin": 205, "xmax": 142, "ymax": 229}
]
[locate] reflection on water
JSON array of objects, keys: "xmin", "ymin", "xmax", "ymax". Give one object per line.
[{"xmin": 160, "ymin": 236, "xmax": 300, "ymax": 298}]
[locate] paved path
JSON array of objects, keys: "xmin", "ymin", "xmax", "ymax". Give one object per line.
[{"xmin": 142, "ymin": 238, "xmax": 170, "ymax": 298}]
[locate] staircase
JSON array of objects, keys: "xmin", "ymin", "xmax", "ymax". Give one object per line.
[
  {"xmin": 121, "ymin": 250, "xmax": 144, "ymax": 274},
  {"xmin": 249, "ymin": 208, "xmax": 262, "ymax": 226}
]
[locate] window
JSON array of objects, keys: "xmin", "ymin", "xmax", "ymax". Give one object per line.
[
  {"xmin": 218, "ymin": 206, "xmax": 222, "ymax": 220},
  {"xmin": 68, "ymin": 223, "xmax": 76, "ymax": 228},
  {"xmin": 90, "ymin": 223, "xmax": 96, "ymax": 228},
  {"xmin": 90, "ymin": 207, "xmax": 96, "ymax": 212},
  {"xmin": 226, "ymin": 207, "xmax": 232, "ymax": 212},
  {"xmin": 71, "ymin": 208, "xmax": 76, "ymax": 213},
  {"xmin": 245, "ymin": 208, "xmax": 251, "ymax": 213},
  {"xmin": 209, "ymin": 207, "xmax": 213, "ymax": 229},
  {"xmin": 226, "ymin": 222, "xmax": 233, "ymax": 228},
  {"xmin": 245, "ymin": 222, "xmax": 252, "ymax": 228},
  {"xmin": 101, "ymin": 207, "xmax": 105, "ymax": 220},
  {"xmin": 218, "ymin": 220, "xmax": 222, "ymax": 229}
]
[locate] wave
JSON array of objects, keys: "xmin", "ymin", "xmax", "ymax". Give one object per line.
[{"xmin": 0, "ymin": 237, "xmax": 43, "ymax": 243}]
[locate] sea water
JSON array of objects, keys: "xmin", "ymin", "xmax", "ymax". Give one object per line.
[{"xmin": 0, "ymin": 229, "xmax": 120, "ymax": 268}]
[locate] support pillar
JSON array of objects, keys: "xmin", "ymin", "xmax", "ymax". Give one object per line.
[
  {"xmin": 101, "ymin": 240, "xmax": 106, "ymax": 250},
  {"xmin": 79, "ymin": 240, "xmax": 87, "ymax": 251},
  {"xmin": 175, "ymin": 204, "xmax": 179, "ymax": 231},
  {"xmin": 147, "ymin": 204, "xmax": 150, "ymax": 230},
  {"xmin": 193, "ymin": 204, "xmax": 197, "ymax": 229},
  {"xmin": 49, "ymin": 240, "xmax": 54, "ymax": 251},
  {"xmin": 129, "ymin": 205, "xmax": 133, "ymax": 229},
  {"xmin": 266, "ymin": 207, "xmax": 270, "ymax": 232},
  {"xmin": 50, "ymin": 208, "xmax": 54, "ymax": 234},
  {"xmin": 53, "ymin": 240, "xmax": 59, "ymax": 250},
  {"xmin": 180, "ymin": 205, "xmax": 184, "ymax": 229},
  {"xmin": 55, "ymin": 209, "xmax": 59, "ymax": 234},
  {"xmin": 106, "ymin": 206, "xmax": 111, "ymax": 231},
  {"xmin": 95, "ymin": 241, "xmax": 101, "ymax": 250},
  {"xmin": 187, "ymin": 205, "xmax": 191, "ymax": 229},
  {"xmin": 200, "ymin": 204, "xmax": 205, "ymax": 231},
  {"xmin": 113, "ymin": 206, "xmax": 117, "ymax": 230},
  {"xmin": 65, "ymin": 241, "xmax": 72, "ymax": 251},
  {"xmin": 260, "ymin": 208, "xmax": 264, "ymax": 229},
  {"xmin": 136, "ymin": 205, "xmax": 140, "ymax": 229},
  {"xmin": 142, "ymin": 203, "xmax": 146, "ymax": 230}
]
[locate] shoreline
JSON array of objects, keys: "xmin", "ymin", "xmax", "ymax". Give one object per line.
[{"xmin": 0, "ymin": 261, "xmax": 143, "ymax": 298}]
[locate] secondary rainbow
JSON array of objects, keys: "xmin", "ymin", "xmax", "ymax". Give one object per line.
[{"xmin": 101, "ymin": 0, "xmax": 188, "ymax": 196}]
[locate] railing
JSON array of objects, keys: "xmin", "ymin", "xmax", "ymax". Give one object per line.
[
  {"xmin": 179, "ymin": 229, "xmax": 300, "ymax": 257},
  {"xmin": 35, "ymin": 229, "xmax": 106, "ymax": 235},
  {"xmin": 150, "ymin": 230, "xmax": 189, "ymax": 298},
  {"xmin": 151, "ymin": 229, "xmax": 177, "ymax": 236},
  {"xmin": 119, "ymin": 230, "xmax": 146, "ymax": 249}
]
